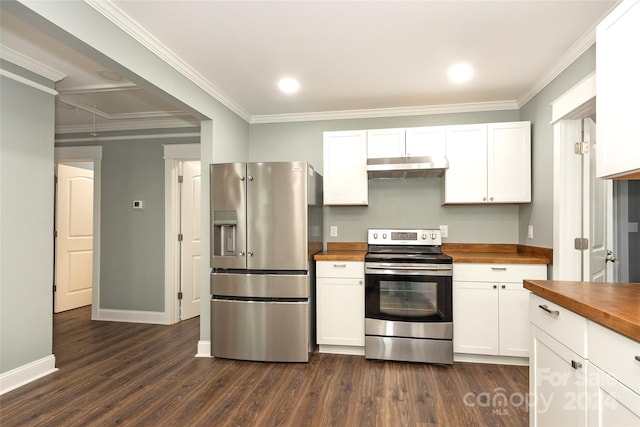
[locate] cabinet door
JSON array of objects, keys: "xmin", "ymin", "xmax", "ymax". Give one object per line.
[
  {"xmin": 596, "ymin": 0, "xmax": 640, "ymax": 178},
  {"xmin": 498, "ymin": 283, "xmax": 530, "ymax": 357},
  {"xmin": 587, "ymin": 363, "xmax": 640, "ymax": 427},
  {"xmin": 453, "ymin": 281, "xmax": 498, "ymax": 355},
  {"xmin": 366, "ymin": 128, "xmax": 405, "ymax": 159},
  {"xmin": 405, "ymin": 126, "xmax": 446, "ymax": 159},
  {"xmin": 323, "ymin": 131, "xmax": 368, "ymax": 205},
  {"xmin": 317, "ymin": 277, "xmax": 364, "ymax": 346},
  {"xmin": 488, "ymin": 121, "xmax": 531, "ymax": 203},
  {"xmin": 443, "ymin": 124, "xmax": 488, "ymax": 204},
  {"xmin": 531, "ymin": 327, "xmax": 587, "ymax": 427}
]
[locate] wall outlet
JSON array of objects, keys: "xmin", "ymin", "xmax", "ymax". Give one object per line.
[
  {"xmin": 528, "ymin": 225, "xmax": 534, "ymax": 239},
  {"xmin": 330, "ymin": 225, "xmax": 338, "ymax": 237},
  {"xmin": 439, "ymin": 225, "xmax": 448, "ymax": 238}
]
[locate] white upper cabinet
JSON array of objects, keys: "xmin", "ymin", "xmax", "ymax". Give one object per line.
[
  {"xmin": 323, "ymin": 130, "xmax": 368, "ymax": 205},
  {"xmin": 405, "ymin": 126, "xmax": 447, "ymax": 158},
  {"xmin": 596, "ymin": 0, "xmax": 640, "ymax": 179},
  {"xmin": 488, "ymin": 122, "xmax": 531, "ymax": 203},
  {"xmin": 367, "ymin": 127, "xmax": 447, "ymax": 160},
  {"xmin": 443, "ymin": 121, "xmax": 531, "ymax": 204},
  {"xmin": 443, "ymin": 124, "xmax": 488, "ymax": 203},
  {"xmin": 366, "ymin": 128, "xmax": 405, "ymax": 159}
]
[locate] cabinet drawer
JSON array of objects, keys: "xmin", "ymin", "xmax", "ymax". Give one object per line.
[
  {"xmin": 454, "ymin": 263, "xmax": 546, "ymax": 282},
  {"xmin": 530, "ymin": 294, "xmax": 588, "ymax": 358},
  {"xmin": 589, "ymin": 321, "xmax": 640, "ymax": 395},
  {"xmin": 316, "ymin": 261, "xmax": 363, "ymax": 279}
]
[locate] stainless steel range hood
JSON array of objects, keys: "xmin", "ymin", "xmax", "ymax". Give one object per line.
[{"xmin": 367, "ymin": 156, "xmax": 449, "ymax": 179}]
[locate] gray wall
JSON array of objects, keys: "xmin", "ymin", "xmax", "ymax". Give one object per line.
[
  {"xmin": 0, "ymin": 74, "xmax": 55, "ymax": 373},
  {"xmin": 519, "ymin": 45, "xmax": 597, "ymax": 247},
  {"xmin": 250, "ymin": 111, "xmax": 521, "ymax": 244}
]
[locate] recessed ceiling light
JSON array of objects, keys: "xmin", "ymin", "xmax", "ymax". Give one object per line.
[
  {"xmin": 278, "ymin": 77, "xmax": 300, "ymax": 94},
  {"xmin": 97, "ymin": 69, "xmax": 123, "ymax": 81},
  {"xmin": 448, "ymin": 63, "xmax": 474, "ymax": 83}
]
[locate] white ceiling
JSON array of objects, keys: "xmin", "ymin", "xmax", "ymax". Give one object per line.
[{"xmin": 0, "ymin": 0, "xmax": 619, "ymax": 134}]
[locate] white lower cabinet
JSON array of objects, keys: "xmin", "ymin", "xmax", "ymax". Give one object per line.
[
  {"xmin": 530, "ymin": 326, "xmax": 587, "ymax": 427},
  {"xmin": 587, "ymin": 363, "xmax": 640, "ymax": 427},
  {"xmin": 453, "ymin": 263, "xmax": 546, "ymax": 360},
  {"xmin": 530, "ymin": 293, "xmax": 640, "ymax": 426},
  {"xmin": 316, "ymin": 261, "xmax": 364, "ymax": 355}
]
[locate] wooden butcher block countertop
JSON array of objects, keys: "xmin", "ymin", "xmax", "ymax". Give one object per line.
[
  {"xmin": 314, "ymin": 242, "xmax": 367, "ymax": 261},
  {"xmin": 314, "ymin": 242, "xmax": 552, "ymax": 264},
  {"xmin": 524, "ymin": 280, "xmax": 640, "ymax": 342},
  {"xmin": 443, "ymin": 243, "xmax": 552, "ymax": 264}
]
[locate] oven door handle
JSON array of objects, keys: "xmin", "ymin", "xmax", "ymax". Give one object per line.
[{"xmin": 365, "ymin": 267, "xmax": 452, "ymax": 276}]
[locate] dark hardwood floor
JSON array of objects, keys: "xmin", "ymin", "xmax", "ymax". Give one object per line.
[{"xmin": 1, "ymin": 306, "xmax": 530, "ymax": 426}]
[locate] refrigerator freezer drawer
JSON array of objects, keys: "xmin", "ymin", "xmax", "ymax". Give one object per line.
[
  {"xmin": 211, "ymin": 272, "xmax": 309, "ymax": 298},
  {"xmin": 212, "ymin": 298, "xmax": 310, "ymax": 362}
]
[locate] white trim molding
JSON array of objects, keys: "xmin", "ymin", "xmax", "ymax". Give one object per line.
[
  {"xmin": 163, "ymin": 144, "xmax": 201, "ymax": 325},
  {"xmin": 0, "ymin": 355, "xmax": 57, "ymax": 395},
  {"xmin": 196, "ymin": 340, "xmax": 212, "ymax": 358},
  {"xmin": 0, "ymin": 69, "xmax": 58, "ymax": 96},
  {"xmin": 550, "ymin": 72, "xmax": 596, "ymax": 124},
  {"xmin": 0, "ymin": 44, "xmax": 67, "ymax": 82},
  {"xmin": 250, "ymin": 100, "xmax": 519, "ymax": 124},
  {"xmin": 96, "ymin": 309, "xmax": 170, "ymax": 325}
]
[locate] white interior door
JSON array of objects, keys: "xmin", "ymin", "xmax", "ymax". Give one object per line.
[
  {"xmin": 180, "ymin": 161, "xmax": 201, "ymax": 320},
  {"xmin": 55, "ymin": 163, "xmax": 94, "ymax": 312},
  {"xmin": 584, "ymin": 118, "xmax": 614, "ymax": 282}
]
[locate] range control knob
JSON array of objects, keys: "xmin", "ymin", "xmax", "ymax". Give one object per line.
[
  {"xmin": 373, "ymin": 233, "xmax": 378, "ymax": 239},
  {"xmin": 382, "ymin": 233, "xmax": 387, "ymax": 239},
  {"xmin": 430, "ymin": 232, "xmax": 437, "ymax": 240},
  {"xmin": 421, "ymin": 233, "xmax": 427, "ymax": 240}
]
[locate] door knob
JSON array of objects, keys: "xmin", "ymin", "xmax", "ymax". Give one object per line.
[{"xmin": 605, "ymin": 250, "xmax": 618, "ymax": 263}]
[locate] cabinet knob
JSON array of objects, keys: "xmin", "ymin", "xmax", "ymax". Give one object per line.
[
  {"xmin": 333, "ymin": 263, "xmax": 347, "ymax": 268},
  {"xmin": 247, "ymin": 251, "xmax": 254, "ymax": 256},
  {"xmin": 483, "ymin": 197, "xmax": 487, "ymax": 202},
  {"xmin": 635, "ymin": 356, "xmax": 640, "ymax": 362},
  {"xmin": 501, "ymin": 284, "xmax": 506, "ymax": 289},
  {"xmin": 490, "ymin": 196, "xmax": 494, "ymax": 202},
  {"xmin": 492, "ymin": 285, "xmax": 497, "ymax": 289},
  {"xmin": 570, "ymin": 360, "xmax": 582, "ymax": 370}
]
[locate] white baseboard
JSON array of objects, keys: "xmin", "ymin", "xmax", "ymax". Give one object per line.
[
  {"xmin": 0, "ymin": 355, "xmax": 57, "ymax": 395},
  {"xmin": 318, "ymin": 345, "xmax": 365, "ymax": 356},
  {"xmin": 454, "ymin": 353, "xmax": 529, "ymax": 366},
  {"xmin": 196, "ymin": 340, "xmax": 211, "ymax": 358},
  {"xmin": 96, "ymin": 308, "xmax": 170, "ymax": 324}
]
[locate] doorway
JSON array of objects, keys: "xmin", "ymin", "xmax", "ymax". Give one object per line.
[
  {"xmin": 163, "ymin": 144, "xmax": 201, "ymax": 323},
  {"xmin": 54, "ymin": 146, "xmax": 102, "ymax": 319},
  {"xmin": 55, "ymin": 162, "xmax": 94, "ymax": 312}
]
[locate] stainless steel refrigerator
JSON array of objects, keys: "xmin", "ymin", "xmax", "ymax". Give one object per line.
[{"xmin": 210, "ymin": 161, "xmax": 323, "ymax": 362}]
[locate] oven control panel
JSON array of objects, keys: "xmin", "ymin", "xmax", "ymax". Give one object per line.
[{"xmin": 368, "ymin": 228, "xmax": 442, "ymax": 245}]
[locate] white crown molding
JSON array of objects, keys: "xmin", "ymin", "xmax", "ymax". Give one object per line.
[
  {"xmin": 56, "ymin": 132, "xmax": 200, "ymax": 144},
  {"xmin": 0, "ymin": 69, "xmax": 59, "ymax": 96},
  {"xmin": 516, "ymin": 20, "xmax": 599, "ymax": 108},
  {"xmin": 59, "ymin": 83, "xmax": 139, "ymax": 94},
  {"xmin": 250, "ymin": 100, "xmax": 520, "ymax": 124},
  {"xmin": 0, "ymin": 44, "xmax": 67, "ymax": 82},
  {"xmin": 85, "ymin": 0, "xmax": 251, "ymax": 123},
  {"xmin": 56, "ymin": 117, "xmax": 199, "ymax": 134}
]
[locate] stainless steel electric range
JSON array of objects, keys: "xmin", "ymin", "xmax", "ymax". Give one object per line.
[{"xmin": 364, "ymin": 228, "xmax": 453, "ymax": 364}]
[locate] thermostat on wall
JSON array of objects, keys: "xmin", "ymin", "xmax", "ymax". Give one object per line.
[{"xmin": 132, "ymin": 200, "xmax": 144, "ymax": 210}]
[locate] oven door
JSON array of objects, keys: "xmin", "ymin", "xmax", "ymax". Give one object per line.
[{"xmin": 365, "ymin": 264, "xmax": 452, "ymax": 323}]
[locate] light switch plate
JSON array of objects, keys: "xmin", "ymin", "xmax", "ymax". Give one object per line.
[
  {"xmin": 330, "ymin": 225, "xmax": 338, "ymax": 237},
  {"xmin": 528, "ymin": 225, "xmax": 534, "ymax": 239},
  {"xmin": 439, "ymin": 225, "xmax": 448, "ymax": 238}
]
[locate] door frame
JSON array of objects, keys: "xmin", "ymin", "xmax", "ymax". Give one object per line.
[
  {"xmin": 163, "ymin": 144, "xmax": 200, "ymax": 324},
  {"xmin": 551, "ymin": 72, "xmax": 614, "ymax": 281},
  {"xmin": 54, "ymin": 146, "xmax": 102, "ymax": 320}
]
